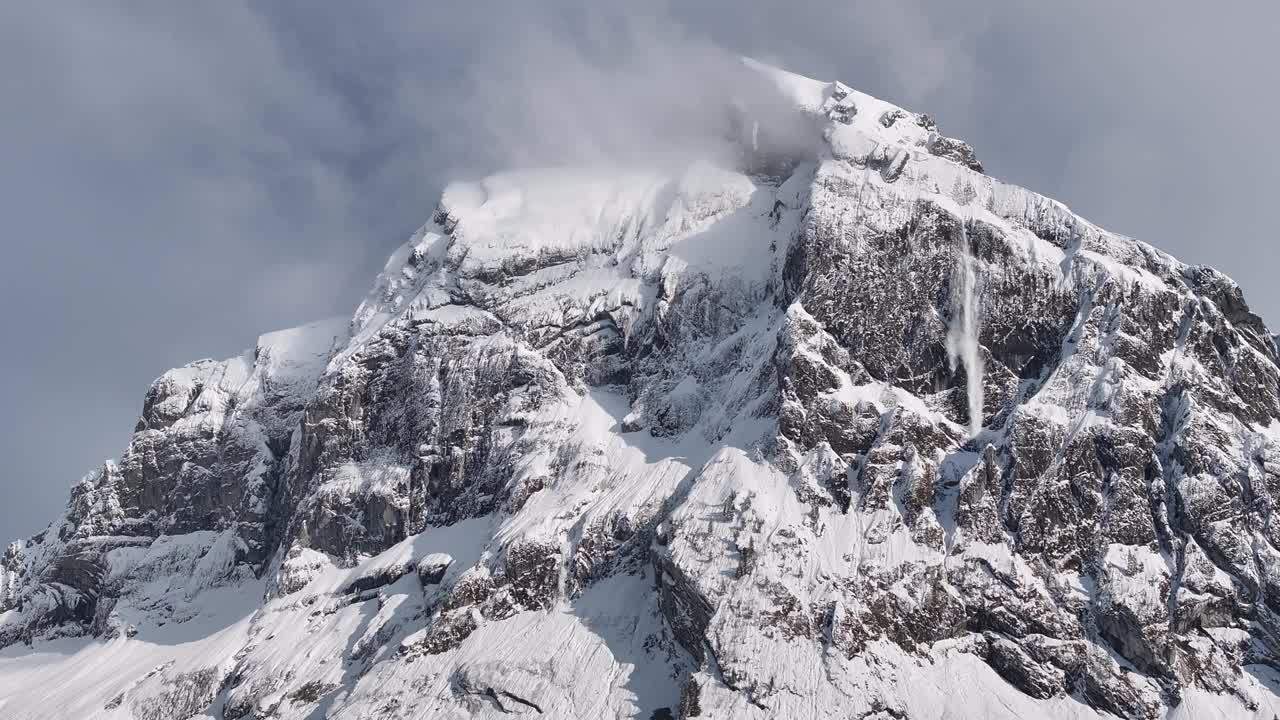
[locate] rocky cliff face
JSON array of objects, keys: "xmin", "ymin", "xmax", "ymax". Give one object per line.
[{"xmin": 3, "ymin": 62, "xmax": 1279, "ymax": 720}]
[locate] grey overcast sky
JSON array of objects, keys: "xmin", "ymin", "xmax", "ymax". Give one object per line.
[{"xmin": 1, "ymin": 1, "xmax": 1277, "ymax": 539}]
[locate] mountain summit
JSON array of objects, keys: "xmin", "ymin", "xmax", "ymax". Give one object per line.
[{"xmin": 3, "ymin": 61, "xmax": 1279, "ymax": 719}]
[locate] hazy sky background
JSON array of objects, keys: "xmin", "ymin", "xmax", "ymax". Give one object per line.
[{"xmin": 1, "ymin": 1, "xmax": 1277, "ymax": 538}]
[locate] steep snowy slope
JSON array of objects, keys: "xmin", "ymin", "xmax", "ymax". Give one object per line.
[{"xmin": 3, "ymin": 61, "xmax": 1280, "ymax": 719}]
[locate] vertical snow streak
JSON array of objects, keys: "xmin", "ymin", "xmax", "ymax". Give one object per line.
[{"xmin": 947, "ymin": 224, "xmax": 984, "ymax": 436}]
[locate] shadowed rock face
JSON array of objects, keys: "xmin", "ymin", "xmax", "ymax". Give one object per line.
[{"xmin": 3, "ymin": 62, "xmax": 1280, "ymax": 719}]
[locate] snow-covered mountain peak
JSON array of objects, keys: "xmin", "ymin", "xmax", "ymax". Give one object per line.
[
  {"xmin": 742, "ymin": 57, "xmax": 983, "ymax": 174},
  {"xmin": 4, "ymin": 63, "xmax": 1280, "ymax": 720}
]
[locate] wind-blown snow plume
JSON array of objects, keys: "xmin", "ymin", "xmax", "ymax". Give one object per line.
[{"xmin": 424, "ymin": 9, "xmax": 822, "ymax": 178}]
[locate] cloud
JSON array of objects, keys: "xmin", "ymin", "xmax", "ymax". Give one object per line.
[{"xmin": 280, "ymin": 0, "xmax": 822, "ymax": 179}]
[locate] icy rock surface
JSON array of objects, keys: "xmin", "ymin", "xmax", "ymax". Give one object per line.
[{"xmin": 3, "ymin": 62, "xmax": 1280, "ymax": 719}]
